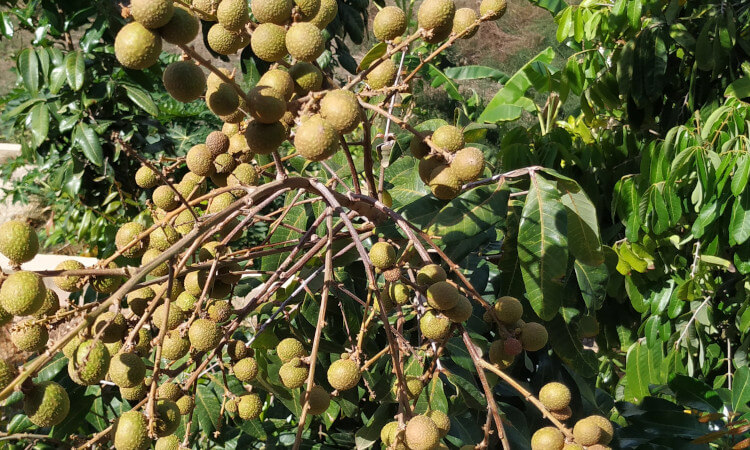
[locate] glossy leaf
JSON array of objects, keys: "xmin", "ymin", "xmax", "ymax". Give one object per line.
[{"xmin": 74, "ymin": 122, "xmax": 103, "ymax": 166}]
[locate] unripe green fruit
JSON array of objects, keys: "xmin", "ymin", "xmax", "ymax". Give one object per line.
[
  {"xmin": 373, "ymin": 6, "xmax": 407, "ymax": 41},
  {"xmin": 207, "ymin": 23, "xmax": 245, "ymax": 55},
  {"xmin": 92, "ymin": 261, "xmax": 125, "ymax": 294},
  {"xmin": 327, "ymin": 358, "xmax": 360, "ymax": 391},
  {"xmin": 225, "ymin": 397, "xmax": 238, "ymax": 414},
  {"xmin": 155, "ymin": 435, "xmax": 179, "ymax": 450},
  {"xmin": 131, "ymin": 0, "xmax": 174, "ymax": 28},
  {"xmin": 520, "ymin": 322, "xmax": 548, "ymax": 352},
  {"xmin": 233, "ymin": 357, "xmax": 259, "ymax": 382},
  {"xmin": 451, "ymin": 147, "xmax": 484, "ymax": 182},
  {"xmin": 418, "ymin": 154, "xmax": 446, "ymax": 183},
  {"xmin": 304, "ymin": 0, "xmax": 337, "ymax": 28},
  {"xmin": 135, "ymin": 165, "xmax": 159, "ymax": 188},
  {"xmin": 24, "ymin": 381, "xmax": 70, "ymax": 428},
  {"xmin": 226, "ymin": 339, "xmax": 249, "ymax": 361},
  {"xmin": 120, "ymin": 382, "xmax": 148, "ymax": 402},
  {"xmin": 217, "ymin": 0, "xmax": 249, "ymax": 31},
  {"xmin": 208, "ymin": 192, "xmax": 236, "ymax": 213},
  {"xmin": 417, "ymin": 264, "xmax": 447, "ymax": 285},
  {"xmin": 152, "ymin": 185, "xmax": 179, "ymax": 211},
  {"xmin": 213, "ymin": 153, "xmax": 236, "ymax": 175},
  {"xmin": 115, "ymin": 222, "xmax": 148, "ymax": 258},
  {"xmin": 184, "ymin": 270, "xmax": 208, "ymax": 296},
  {"xmin": 158, "ymin": 382, "xmax": 182, "ymax": 401},
  {"xmin": 294, "ymin": 115, "xmax": 340, "ymax": 161},
  {"xmin": 280, "ymin": 357, "xmax": 309, "ymax": 388},
  {"xmin": 115, "ymin": 22, "xmax": 162, "ymax": 70},
  {"xmin": 488, "ymin": 339, "xmax": 515, "ymax": 369},
  {"xmin": 150, "ymin": 225, "xmax": 179, "ymax": 251},
  {"xmin": 54, "ymin": 259, "xmax": 85, "ymax": 292},
  {"xmin": 34, "ymin": 289, "xmax": 59, "ymax": 318},
  {"xmin": 112, "ymin": 410, "xmax": 150, "ymax": 450},
  {"xmin": 0, "ymin": 220, "xmax": 38, "ymax": 264},
  {"xmin": 443, "ymin": 294, "xmax": 472, "ymax": 322},
  {"xmin": 142, "ymin": 249, "xmax": 168, "ymax": 277},
  {"xmin": 392, "ymin": 375, "xmax": 423, "ymax": 399},
  {"xmin": 106, "ymin": 340, "xmax": 124, "ymax": 357},
  {"xmin": 550, "ymin": 406, "xmax": 573, "ymax": 421},
  {"xmin": 420, "ymin": 310, "xmax": 452, "ymax": 340},
  {"xmin": 320, "ymin": 89, "xmax": 362, "ymax": 133},
  {"xmin": 381, "ymin": 421, "xmax": 398, "ymax": 446},
  {"xmin": 223, "ymin": 122, "xmax": 239, "ymax": 137},
  {"xmin": 294, "ymin": 0, "xmax": 320, "ymax": 17},
  {"xmin": 366, "ymin": 58, "xmax": 397, "ymax": 89},
  {"xmin": 72, "ymin": 339, "xmax": 111, "ymax": 385},
  {"xmin": 588, "ymin": 415, "xmax": 614, "ymax": 444},
  {"xmin": 162, "ymin": 329, "xmax": 190, "ymax": 361},
  {"xmin": 245, "ymin": 120, "xmax": 287, "ymax": 155},
  {"xmin": 186, "ymin": 144, "xmax": 215, "ymax": 177},
  {"xmin": 418, "ymin": 0, "xmax": 455, "ymax": 30},
  {"xmin": 405, "ymin": 415, "xmax": 440, "ymax": 450},
  {"xmin": 0, "ymin": 305, "xmax": 10, "ymax": 326},
  {"xmin": 251, "ymin": 23, "xmax": 288, "ymax": 62},
  {"xmin": 258, "ymin": 69, "xmax": 295, "ymax": 100},
  {"xmin": 228, "ymin": 163, "xmax": 259, "ymax": 195},
  {"xmin": 305, "ymin": 385, "xmax": 330, "ymax": 415},
  {"xmin": 158, "ymin": 5, "xmax": 199, "ymax": 44},
  {"xmin": 176, "ymin": 395, "xmax": 195, "ymax": 415},
  {"xmin": 562, "ymin": 444, "xmax": 584, "ymax": 450},
  {"xmin": 109, "ymin": 352, "xmax": 146, "ymax": 388},
  {"xmin": 493, "ymin": 296, "xmax": 523, "ymax": 324},
  {"xmin": 207, "ymin": 83, "xmax": 240, "ymax": 116},
  {"xmin": 248, "ymin": 85, "xmax": 286, "ymax": 124},
  {"xmin": 133, "ymin": 327, "xmax": 152, "ymax": 357},
  {"xmin": 426, "ymin": 410, "xmax": 450, "ymax": 438},
  {"xmin": 539, "ymin": 382, "xmax": 571, "ymax": 411},
  {"xmin": 431, "ymin": 125, "xmax": 464, "ymax": 153},
  {"xmin": 389, "ymin": 282, "xmax": 410, "ymax": 305},
  {"xmin": 289, "ymin": 62, "xmax": 323, "ymax": 94},
  {"xmin": 219, "ymin": 92, "xmax": 248, "ymax": 123},
  {"xmin": 369, "ymin": 242, "xmax": 397, "ymax": 269},
  {"xmin": 410, "ymin": 133, "xmax": 431, "ymax": 159},
  {"xmin": 0, "ymin": 359, "xmax": 16, "ymax": 391},
  {"xmin": 480, "ymin": 0, "xmax": 507, "ymax": 20},
  {"xmin": 238, "ymin": 393, "xmax": 262, "ymax": 420},
  {"xmin": 573, "ymin": 418, "xmax": 602, "ymax": 446},
  {"xmin": 277, "ymin": 337, "xmax": 307, "ymax": 362},
  {"xmin": 285, "ymin": 22, "xmax": 324, "ymax": 62},
  {"xmin": 163, "ymin": 61, "xmax": 206, "ymax": 103},
  {"xmin": 426, "ymin": 281, "xmax": 459, "ymax": 310},
  {"xmin": 531, "ymin": 427, "xmax": 564, "ymax": 450},
  {"xmin": 152, "ymin": 304, "xmax": 185, "ymax": 330},
  {"xmin": 0, "ymin": 270, "xmax": 45, "ymax": 316},
  {"xmin": 188, "ymin": 318, "xmax": 222, "ymax": 352},
  {"xmin": 92, "ymin": 311, "xmax": 128, "ymax": 342},
  {"xmin": 453, "ymin": 8, "xmax": 478, "ymax": 37},
  {"xmin": 252, "ymin": 0, "xmax": 293, "ymax": 24},
  {"xmin": 429, "ymin": 165, "xmax": 461, "ymax": 200},
  {"xmin": 208, "ymin": 299, "xmax": 232, "ymax": 322},
  {"xmin": 174, "ymin": 209, "xmax": 198, "ymax": 235},
  {"xmin": 11, "ymin": 321, "xmax": 48, "ymax": 352},
  {"xmin": 155, "ymin": 399, "xmax": 181, "ymax": 436}
]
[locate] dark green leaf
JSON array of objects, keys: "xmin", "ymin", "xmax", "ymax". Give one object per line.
[
  {"xmin": 27, "ymin": 102, "xmax": 49, "ymax": 149},
  {"xmin": 65, "ymin": 51, "xmax": 85, "ymax": 91},
  {"xmin": 124, "ymin": 84, "xmax": 159, "ymax": 116},
  {"xmin": 17, "ymin": 48, "xmax": 39, "ymax": 95},
  {"xmin": 74, "ymin": 122, "xmax": 103, "ymax": 166}
]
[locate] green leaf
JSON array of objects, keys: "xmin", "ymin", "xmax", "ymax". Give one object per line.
[
  {"xmin": 517, "ymin": 173, "xmax": 568, "ymax": 320},
  {"xmin": 627, "ymin": 0, "xmax": 642, "ymax": 29},
  {"xmin": 574, "ymin": 260, "xmax": 608, "ymax": 311},
  {"xmin": 547, "ymin": 315, "xmax": 599, "ymax": 375},
  {"xmin": 74, "ymin": 122, "xmax": 103, "ymax": 166},
  {"xmin": 729, "ymin": 188, "xmax": 750, "ymax": 245},
  {"xmin": 725, "ymin": 77, "xmax": 750, "ymax": 99},
  {"xmin": 195, "ymin": 384, "xmax": 222, "ymax": 435},
  {"xmin": 732, "ymin": 366, "xmax": 750, "ymax": 413},
  {"xmin": 65, "ymin": 51, "xmax": 85, "ymax": 91},
  {"xmin": 528, "ymin": 0, "xmax": 567, "ymax": 15},
  {"xmin": 556, "ymin": 178, "xmax": 603, "ymax": 265},
  {"xmin": 17, "ymin": 48, "xmax": 39, "ymax": 95},
  {"xmin": 427, "ymin": 64, "xmax": 463, "ymax": 102},
  {"xmin": 354, "ymin": 403, "xmax": 391, "ymax": 449},
  {"xmin": 695, "ymin": 20, "xmax": 714, "ymax": 72},
  {"xmin": 124, "ymin": 84, "xmax": 159, "ymax": 116},
  {"xmin": 731, "ymin": 154, "xmax": 750, "ymax": 196},
  {"xmin": 624, "ymin": 341, "xmax": 665, "ymax": 402},
  {"xmin": 27, "ymin": 102, "xmax": 49, "ymax": 149},
  {"xmin": 443, "ymin": 65, "xmax": 508, "ymax": 82},
  {"xmin": 357, "ymin": 43, "xmax": 387, "ymax": 72}
]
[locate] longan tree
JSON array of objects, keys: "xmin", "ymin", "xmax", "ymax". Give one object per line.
[{"xmin": 0, "ymin": 0, "xmax": 617, "ymax": 449}]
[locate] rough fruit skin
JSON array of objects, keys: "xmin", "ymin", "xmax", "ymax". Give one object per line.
[
  {"xmin": 73, "ymin": 339, "xmax": 111, "ymax": 385},
  {"xmin": 109, "ymin": 352, "xmax": 146, "ymax": 388},
  {"xmin": 451, "ymin": 147, "xmax": 484, "ymax": 182},
  {"xmin": 162, "ymin": 330, "xmax": 190, "ymax": 361},
  {"xmin": 1, "ymin": 271, "xmax": 45, "ymax": 316},
  {"xmin": 248, "ymin": 85, "xmax": 286, "ymax": 123},
  {"xmin": 488, "ymin": 339, "xmax": 515, "ymax": 368},
  {"xmin": 410, "ymin": 133, "xmax": 431, "ymax": 159},
  {"xmin": 531, "ymin": 427, "xmax": 565, "ymax": 450},
  {"xmin": 294, "ymin": 0, "xmax": 320, "ymax": 17},
  {"xmin": 550, "ymin": 406, "xmax": 573, "ymax": 421},
  {"xmin": 587, "ymin": 415, "xmax": 614, "ymax": 444},
  {"xmin": 159, "ymin": 6, "xmax": 199, "ymax": 44},
  {"xmin": 494, "ymin": 296, "xmax": 523, "ymax": 324},
  {"xmin": 217, "ymin": 0, "xmax": 249, "ymax": 31},
  {"xmin": 429, "ymin": 165, "xmax": 462, "ymax": 200},
  {"xmin": 405, "ymin": 415, "xmax": 440, "ymax": 450},
  {"xmin": 187, "ymin": 144, "xmax": 215, "ymax": 177},
  {"xmin": 305, "ymin": 385, "xmax": 330, "ymax": 415},
  {"xmin": 238, "ymin": 393, "xmax": 262, "ymax": 420},
  {"xmin": 176, "ymin": 395, "xmax": 195, "ymax": 415},
  {"xmin": 285, "ymin": 22, "xmax": 324, "ymax": 62},
  {"xmin": 304, "ymin": 0, "xmax": 337, "ymax": 28},
  {"xmin": 443, "ymin": 294, "xmax": 472, "ymax": 323},
  {"xmin": 426, "ymin": 281, "xmax": 459, "ymax": 310},
  {"xmin": 251, "ymin": 23, "xmax": 288, "ymax": 62},
  {"xmin": 389, "ymin": 283, "xmax": 410, "ymax": 305},
  {"xmin": 112, "ymin": 410, "xmax": 150, "ymax": 450},
  {"xmin": 155, "ymin": 399, "xmax": 181, "ymax": 436},
  {"xmin": 245, "ymin": 120, "xmax": 287, "ymax": 155},
  {"xmin": 208, "ymin": 299, "xmax": 232, "ymax": 322},
  {"xmin": 189, "ymin": 318, "xmax": 222, "ymax": 352},
  {"xmin": 0, "ymin": 220, "xmax": 38, "ymax": 264},
  {"xmin": 135, "ymin": 166, "xmax": 159, "ymax": 188},
  {"xmin": 228, "ymin": 163, "xmax": 259, "ymax": 195},
  {"xmin": 573, "ymin": 418, "xmax": 602, "ymax": 446},
  {"xmin": 207, "ymin": 23, "xmax": 244, "ymax": 55},
  {"xmin": 381, "ymin": 421, "xmax": 398, "ymax": 446},
  {"xmin": 92, "ymin": 311, "xmax": 128, "ymax": 342},
  {"xmin": 366, "ymin": 58, "xmax": 397, "ymax": 89},
  {"xmin": 427, "ymin": 410, "xmax": 451, "ymax": 438},
  {"xmin": 115, "ymin": 222, "xmax": 148, "ymax": 258},
  {"xmin": 539, "ymin": 382, "xmax": 571, "ymax": 411},
  {"xmin": 142, "ymin": 249, "xmax": 168, "ymax": 277},
  {"xmin": 24, "ymin": 381, "xmax": 70, "ymax": 428},
  {"xmin": 431, "ymin": 125, "xmax": 464, "ymax": 153},
  {"xmin": 152, "ymin": 185, "xmax": 179, "ymax": 211},
  {"xmin": 258, "ymin": 69, "xmax": 295, "ymax": 100},
  {"xmin": 155, "ymin": 435, "xmax": 180, "ymax": 450},
  {"xmin": 120, "ymin": 383, "xmax": 148, "ymax": 402},
  {"xmin": 152, "ymin": 304, "xmax": 185, "ymax": 331},
  {"xmin": 277, "ymin": 337, "xmax": 307, "ymax": 362},
  {"xmin": 392, "ymin": 376, "xmax": 423, "ymax": 399},
  {"xmin": 453, "ymin": 8, "xmax": 478, "ymax": 37},
  {"xmin": 279, "ymin": 358, "xmax": 309, "ymax": 388},
  {"xmin": 418, "ymin": 0, "xmax": 455, "ymax": 30},
  {"xmin": 294, "ymin": 116, "xmax": 340, "ymax": 161},
  {"xmin": 289, "ymin": 62, "xmax": 323, "ymax": 94},
  {"xmin": 115, "ymin": 22, "xmax": 162, "ymax": 70},
  {"xmin": 521, "ymin": 322, "xmax": 549, "ymax": 352},
  {"xmin": 327, "ymin": 358, "xmax": 360, "ymax": 391},
  {"xmin": 131, "ymin": 0, "xmax": 174, "ymax": 28},
  {"xmin": 320, "ymin": 89, "xmax": 362, "ymax": 133},
  {"xmin": 158, "ymin": 383, "xmax": 182, "ymax": 402},
  {"xmin": 369, "ymin": 242, "xmax": 397, "ymax": 269},
  {"xmin": 418, "ymin": 154, "xmax": 445, "ymax": 183},
  {"xmin": 420, "ymin": 310, "xmax": 452, "ymax": 340},
  {"xmin": 163, "ymin": 61, "xmax": 206, "ymax": 102},
  {"xmin": 207, "ymin": 83, "xmax": 240, "ymax": 116},
  {"xmin": 150, "ymin": 225, "xmax": 179, "ymax": 252},
  {"xmin": 11, "ymin": 321, "xmax": 48, "ymax": 352},
  {"xmin": 233, "ymin": 357, "xmax": 259, "ymax": 382},
  {"xmin": 503, "ymin": 337, "xmax": 522, "ymax": 356},
  {"xmin": 0, "ymin": 359, "xmax": 16, "ymax": 391},
  {"xmin": 252, "ymin": 0, "xmax": 293, "ymax": 24},
  {"xmin": 374, "ymin": 6, "xmax": 407, "ymax": 41},
  {"xmin": 480, "ymin": 0, "xmax": 508, "ymax": 20},
  {"xmin": 417, "ymin": 264, "xmax": 447, "ymax": 285}
]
